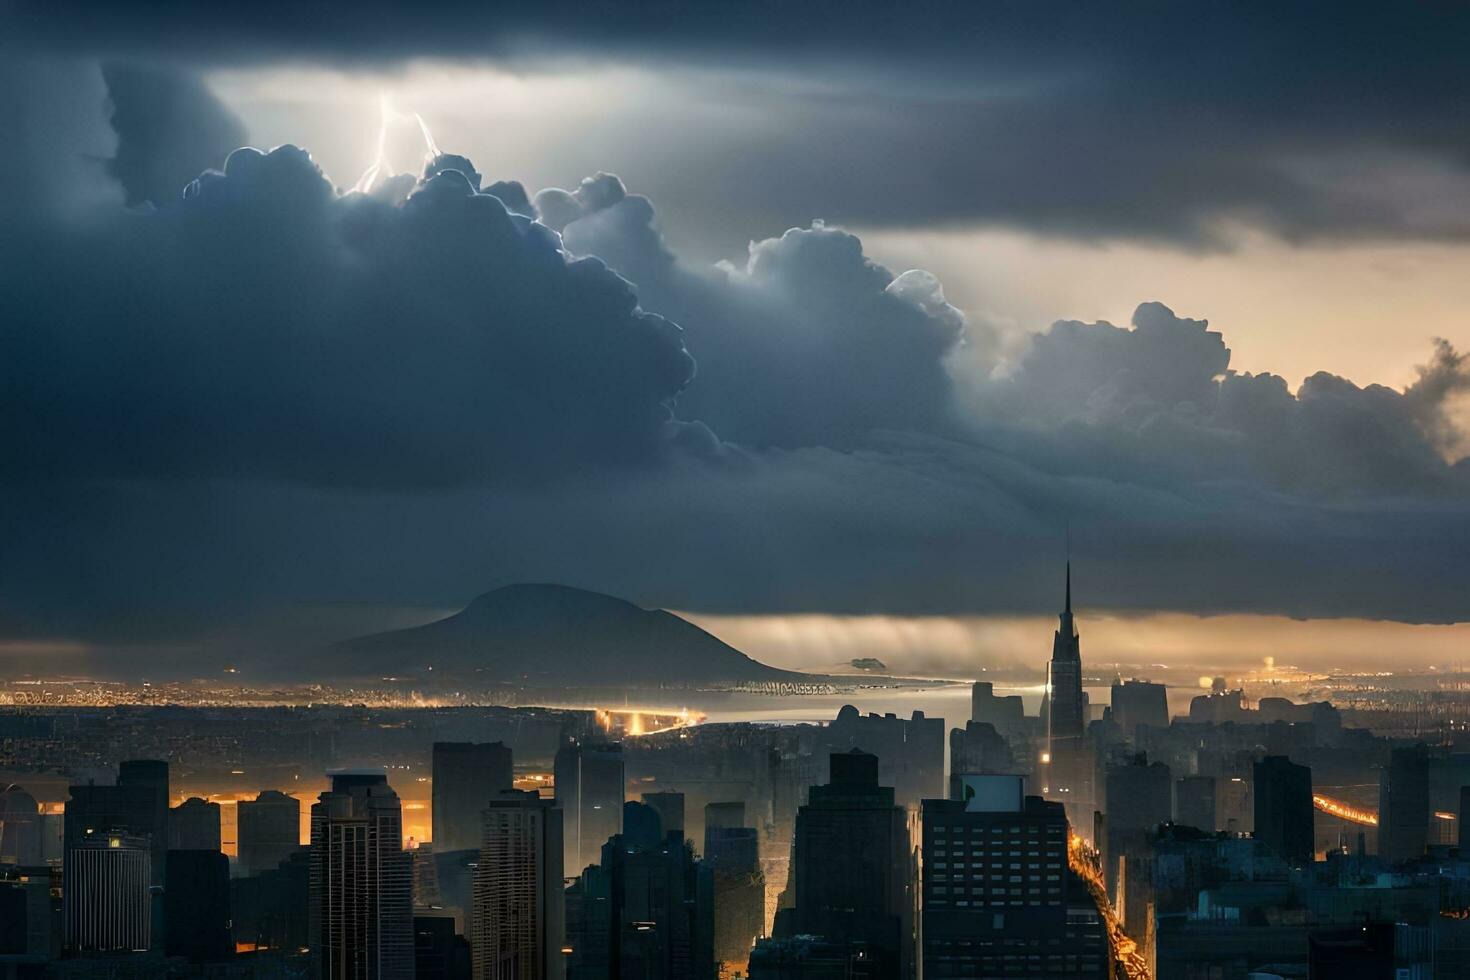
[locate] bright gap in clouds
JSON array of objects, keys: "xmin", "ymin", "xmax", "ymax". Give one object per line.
[
  {"xmin": 682, "ymin": 611, "xmax": 1470, "ymax": 679},
  {"xmin": 861, "ymin": 227, "xmax": 1470, "ymax": 393}
]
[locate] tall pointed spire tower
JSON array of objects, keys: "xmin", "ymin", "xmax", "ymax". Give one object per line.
[{"xmin": 1045, "ymin": 560, "xmax": 1086, "ymax": 805}]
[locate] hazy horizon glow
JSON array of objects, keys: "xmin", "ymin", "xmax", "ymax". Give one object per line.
[{"xmin": 683, "ymin": 610, "xmax": 1470, "ymax": 679}]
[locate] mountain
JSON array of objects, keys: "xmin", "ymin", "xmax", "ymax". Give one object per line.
[{"xmin": 329, "ymin": 583, "xmax": 803, "ymax": 687}]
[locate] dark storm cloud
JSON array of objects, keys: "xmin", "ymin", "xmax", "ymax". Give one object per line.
[
  {"xmin": 548, "ymin": 172, "xmax": 964, "ymax": 446},
  {"xmin": 3, "ymin": 54, "xmax": 1470, "ymax": 648},
  {"xmin": 7, "ymin": 2, "xmax": 1470, "ymax": 245},
  {"xmin": 2, "ymin": 140, "xmax": 693, "ymax": 487},
  {"xmin": 102, "ymin": 62, "xmax": 248, "ymax": 208},
  {"xmin": 545, "ymin": 171, "xmax": 1470, "ymax": 501}
]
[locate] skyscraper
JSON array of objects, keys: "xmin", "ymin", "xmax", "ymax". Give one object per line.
[
  {"xmin": 1253, "ymin": 756, "xmax": 1314, "ymax": 867},
  {"xmin": 164, "ymin": 848, "xmax": 232, "ymax": 962},
  {"xmin": 555, "ymin": 741, "xmax": 625, "ymax": 875},
  {"xmin": 63, "ymin": 831, "xmax": 151, "ymax": 954},
  {"xmin": 949, "ymin": 722, "xmax": 1015, "ymax": 780},
  {"xmin": 1379, "ymin": 745, "xmax": 1430, "ymax": 864},
  {"xmin": 432, "ymin": 741, "xmax": 514, "ymax": 855},
  {"xmin": 563, "ymin": 817, "xmax": 711, "ymax": 980},
  {"xmin": 238, "ymin": 789, "xmax": 301, "ymax": 877},
  {"xmin": 1045, "ymin": 564, "xmax": 1089, "ymax": 825},
  {"xmin": 169, "ymin": 796, "xmax": 222, "ymax": 851},
  {"xmin": 1104, "ymin": 754, "xmax": 1172, "ymax": 895},
  {"xmin": 0, "ymin": 784, "xmax": 42, "ymax": 866},
  {"xmin": 921, "ymin": 775, "xmax": 1109, "ymax": 979},
  {"xmin": 970, "ymin": 681, "xmax": 1024, "ymax": 733},
  {"xmin": 309, "ymin": 770, "xmax": 414, "ymax": 979},
  {"xmin": 63, "ymin": 760, "xmax": 169, "ymax": 947},
  {"xmin": 118, "ymin": 759, "xmax": 170, "ymax": 890},
  {"xmin": 1175, "ymin": 775, "xmax": 1217, "ymax": 833},
  {"xmin": 704, "ymin": 802, "xmax": 764, "ymax": 976},
  {"xmin": 471, "ymin": 789, "xmax": 565, "ymax": 980},
  {"xmin": 641, "ymin": 792, "xmax": 686, "ymax": 840},
  {"xmin": 788, "ymin": 751, "xmax": 912, "ymax": 977},
  {"xmin": 1110, "ymin": 678, "xmax": 1169, "ymax": 737}
]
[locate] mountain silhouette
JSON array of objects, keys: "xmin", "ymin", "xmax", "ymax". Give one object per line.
[{"xmin": 331, "ymin": 583, "xmax": 801, "ymax": 687}]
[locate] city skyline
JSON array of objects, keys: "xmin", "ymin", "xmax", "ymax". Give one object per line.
[{"xmin": 5, "ymin": 5, "xmax": 1470, "ymax": 976}]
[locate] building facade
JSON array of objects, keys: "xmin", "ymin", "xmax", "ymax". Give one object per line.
[
  {"xmin": 433, "ymin": 741, "xmax": 514, "ymax": 855},
  {"xmin": 920, "ymin": 776, "xmax": 1109, "ymax": 979},
  {"xmin": 309, "ymin": 770, "xmax": 414, "ymax": 980},
  {"xmin": 63, "ymin": 831, "xmax": 151, "ymax": 954},
  {"xmin": 238, "ymin": 789, "xmax": 301, "ymax": 878},
  {"xmin": 471, "ymin": 789, "xmax": 565, "ymax": 980}
]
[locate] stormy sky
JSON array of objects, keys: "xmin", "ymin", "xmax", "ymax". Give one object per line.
[{"xmin": 2, "ymin": 1, "xmax": 1469, "ymax": 665}]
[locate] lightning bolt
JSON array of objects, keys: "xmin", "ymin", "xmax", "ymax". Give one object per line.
[
  {"xmin": 352, "ymin": 93, "xmax": 394, "ymax": 195},
  {"xmin": 415, "ymin": 112, "xmax": 441, "ymax": 161}
]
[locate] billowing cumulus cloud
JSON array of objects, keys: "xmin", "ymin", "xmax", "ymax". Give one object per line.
[
  {"xmin": 550, "ymin": 173, "xmax": 965, "ymax": 447},
  {"xmin": 970, "ymin": 303, "xmax": 1470, "ymax": 498},
  {"xmin": 3, "ymin": 141, "xmax": 695, "ymax": 487},
  {"xmin": 2, "ymin": 54, "xmax": 1470, "ymax": 655}
]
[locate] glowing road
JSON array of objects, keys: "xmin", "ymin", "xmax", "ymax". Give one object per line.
[
  {"xmin": 1313, "ymin": 793, "xmax": 1378, "ymax": 826},
  {"xmin": 1069, "ymin": 833, "xmax": 1152, "ymax": 980}
]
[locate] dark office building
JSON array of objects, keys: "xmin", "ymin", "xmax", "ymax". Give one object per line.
[
  {"xmin": 563, "ymin": 816, "xmax": 712, "ymax": 980},
  {"xmin": 642, "ymin": 792, "xmax": 686, "ymax": 840},
  {"xmin": 1110, "ymin": 678, "xmax": 1169, "ymax": 736},
  {"xmin": 237, "ymin": 789, "xmax": 301, "ymax": 878},
  {"xmin": 1104, "ymin": 754, "xmax": 1172, "ymax": 892},
  {"xmin": 949, "ymin": 721, "xmax": 1015, "ymax": 777},
  {"xmin": 555, "ymin": 741, "xmax": 625, "ymax": 876},
  {"xmin": 921, "ymin": 775, "xmax": 1110, "ymax": 979},
  {"xmin": 970, "ymin": 682, "xmax": 1024, "ymax": 732},
  {"xmin": 169, "ymin": 796, "xmax": 222, "ymax": 851},
  {"xmin": 118, "ymin": 759, "xmax": 170, "ymax": 888},
  {"xmin": 564, "ymin": 864, "xmax": 613, "ymax": 980},
  {"xmin": 431, "ymin": 741, "xmax": 514, "ymax": 854},
  {"xmin": 704, "ymin": 803, "xmax": 764, "ymax": 976},
  {"xmin": 624, "ymin": 800, "xmax": 665, "ymax": 850},
  {"xmin": 1175, "ymin": 776, "xmax": 1217, "ymax": 832},
  {"xmin": 0, "ymin": 785, "xmax": 42, "ymax": 866},
  {"xmin": 826, "ymin": 706, "xmax": 945, "ymax": 808},
  {"xmin": 64, "ymin": 769, "xmax": 167, "ymax": 863},
  {"xmin": 0, "ymin": 882, "xmax": 25, "ymax": 955},
  {"xmin": 164, "ymin": 849, "xmax": 232, "ymax": 962},
  {"xmin": 1379, "ymin": 745, "xmax": 1430, "ymax": 864},
  {"xmin": 415, "ymin": 913, "xmax": 472, "ymax": 980},
  {"xmin": 232, "ymin": 847, "xmax": 310, "ymax": 953},
  {"xmin": 788, "ymin": 750, "xmax": 911, "ymax": 977},
  {"xmin": 1254, "ymin": 756, "xmax": 1314, "ymax": 866}
]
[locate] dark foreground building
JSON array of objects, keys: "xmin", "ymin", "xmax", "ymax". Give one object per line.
[
  {"xmin": 921, "ymin": 775, "xmax": 1110, "ymax": 979},
  {"xmin": 787, "ymin": 750, "xmax": 912, "ymax": 977},
  {"xmin": 564, "ymin": 801, "xmax": 712, "ymax": 980},
  {"xmin": 1254, "ymin": 755, "xmax": 1314, "ymax": 866},
  {"xmin": 164, "ymin": 848, "xmax": 232, "ymax": 963}
]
